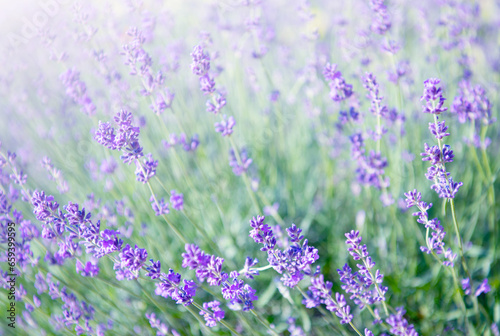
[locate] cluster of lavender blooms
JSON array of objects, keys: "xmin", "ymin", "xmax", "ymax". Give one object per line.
[
  {"xmin": 323, "ymin": 63, "xmax": 353, "ymax": 102},
  {"xmin": 0, "ymin": 148, "xmax": 40, "ymax": 273},
  {"xmin": 338, "ymin": 230, "xmax": 388, "ymax": 308},
  {"xmin": 181, "ymin": 244, "xmax": 258, "ymax": 315},
  {"xmin": 60, "ymin": 68, "xmax": 96, "ymax": 116},
  {"xmin": 249, "ymin": 215, "xmax": 319, "ymax": 287},
  {"xmin": 162, "ymin": 133, "xmax": 200, "ymax": 152},
  {"xmin": 31, "ymin": 271, "xmax": 111, "ymax": 335},
  {"xmin": 121, "ymin": 27, "xmax": 175, "ymax": 115},
  {"xmin": 247, "ymin": 216, "xmax": 355, "ymax": 325},
  {"xmin": 41, "ymin": 157, "xmax": 69, "ymax": 194},
  {"xmin": 420, "ymin": 79, "xmax": 463, "ymax": 199},
  {"xmin": 344, "ymin": 72, "xmax": 394, "ymax": 205},
  {"xmin": 369, "ymin": 0, "xmax": 391, "ymax": 35},
  {"xmin": 451, "ymin": 80, "xmax": 495, "ymax": 148},
  {"xmin": 94, "ymin": 110, "xmax": 158, "ymax": 184},
  {"xmin": 30, "ymin": 187, "xmax": 209, "ymax": 325},
  {"xmin": 191, "ymin": 42, "xmax": 256, "ymax": 179},
  {"xmin": 338, "ymin": 231, "xmax": 417, "ymax": 334},
  {"xmin": 31, "ymin": 191, "xmax": 121, "ymax": 270},
  {"xmin": 191, "ymin": 45, "xmax": 236, "ymax": 137},
  {"xmin": 461, "ymin": 278, "xmax": 491, "ymax": 298},
  {"xmin": 404, "ymin": 190, "xmax": 457, "ymax": 266},
  {"xmin": 150, "ymin": 190, "xmax": 184, "ymax": 216},
  {"xmin": 146, "ymin": 312, "xmax": 180, "ymax": 336}
]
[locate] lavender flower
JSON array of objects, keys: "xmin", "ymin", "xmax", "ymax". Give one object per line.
[
  {"xmin": 341, "ymin": 231, "xmax": 387, "ymax": 304},
  {"xmin": 229, "ymin": 148, "xmax": 252, "ymax": 176},
  {"xmin": 362, "ymin": 72, "xmax": 388, "ymax": 119},
  {"xmin": 170, "ymin": 190, "xmax": 184, "ymax": 211},
  {"xmin": 181, "ymin": 244, "xmax": 258, "ymax": 311},
  {"xmin": 150, "ymin": 196, "xmax": 169, "ymax": 216},
  {"xmin": 114, "ymin": 244, "xmax": 148, "ymax": 280},
  {"xmin": 323, "ymin": 63, "xmax": 353, "ymax": 102},
  {"xmin": 146, "ymin": 312, "xmax": 178, "ymax": 336},
  {"xmin": 215, "ymin": 115, "xmax": 236, "ymax": 136},
  {"xmin": 420, "ymin": 79, "xmax": 463, "ymax": 198},
  {"xmin": 76, "ymin": 260, "xmax": 99, "ymax": 277},
  {"xmin": 60, "ymin": 68, "xmax": 96, "ymax": 116},
  {"xmin": 135, "ymin": 153, "xmax": 158, "ymax": 183},
  {"xmin": 199, "ymin": 301, "xmax": 225, "ymax": 327},
  {"xmin": 249, "ymin": 216, "xmax": 319, "ymax": 288},
  {"xmin": 95, "ymin": 110, "xmax": 145, "ymax": 165},
  {"xmin": 404, "ymin": 189, "xmax": 456, "ymax": 266},
  {"xmin": 451, "ymin": 80, "xmax": 494, "ymax": 125},
  {"xmin": 41, "ymin": 157, "xmax": 69, "ymax": 194},
  {"xmin": 370, "ymin": 0, "xmax": 391, "ymax": 35},
  {"xmin": 386, "ymin": 307, "xmax": 418, "ymax": 336},
  {"xmin": 206, "ymin": 92, "xmax": 226, "ymax": 114},
  {"xmin": 421, "ymin": 79, "xmax": 447, "ymax": 115}
]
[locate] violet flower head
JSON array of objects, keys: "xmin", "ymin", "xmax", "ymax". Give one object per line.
[
  {"xmin": 370, "ymin": 0, "xmax": 391, "ymax": 35},
  {"xmin": 76, "ymin": 260, "xmax": 99, "ymax": 277},
  {"xmin": 146, "ymin": 312, "xmax": 175, "ymax": 336},
  {"xmin": 150, "ymin": 196, "xmax": 169, "ymax": 216},
  {"xmin": 215, "ymin": 115, "xmax": 236, "ymax": 137},
  {"xmin": 363, "ymin": 72, "xmax": 388, "ymax": 118},
  {"xmin": 451, "ymin": 80, "xmax": 494, "ymax": 125},
  {"xmin": 250, "ymin": 216, "xmax": 319, "ymax": 288},
  {"xmin": 323, "ymin": 63, "xmax": 353, "ymax": 102},
  {"xmin": 114, "ymin": 244, "xmax": 148, "ymax": 280},
  {"xmin": 94, "ymin": 110, "xmax": 144, "ymax": 165},
  {"xmin": 199, "ymin": 301, "xmax": 225, "ymax": 327},
  {"xmin": 240, "ymin": 257, "xmax": 259, "ymax": 279},
  {"xmin": 190, "ymin": 45, "xmax": 211, "ymax": 76},
  {"xmin": 60, "ymin": 68, "xmax": 96, "ymax": 116},
  {"xmin": 154, "ymin": 269, "xmax": 196, "ymax": 306},
  {"xmin": 341, "ymin": 231, "xmax": 388, "ymax": 306},
  {"xmin": 135, "ymin": 153, "xmax": 158, "ymax": 184},
  {"xmin": 206, "ymin": 92, "xmax": 226, "ymax": 114},
  {"xmin": 229, "ymin": 148, "xmax": 252, "ymax": 176},
  {"xmin": 404, "ymin": 189, "xmax": 456, "ymax": 266},
  {"xmin": 170, "ymin": 190, "xmax": 184, "ymax": 211},
  {"xmin": 386, "ymin": 307, "xmax": 419, "ymax": 336},
  {"xmin": 421, "ymin": 79, "xmax": 447, "ymax": 115}
]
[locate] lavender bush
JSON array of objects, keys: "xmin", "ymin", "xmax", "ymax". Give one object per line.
[{"xmin": 0, "ymin": 0, "xmax": 498, "ymax": 335}]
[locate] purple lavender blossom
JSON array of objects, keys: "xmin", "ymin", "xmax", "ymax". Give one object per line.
[
  {"xmin": 199, "ymin": 301, "xmax": 225, "ymax": 327},
  {"xmin": 150, "ymin": 196, "xmax": 169, "ymax": 216},
  {"xmin": 249, "ymin": 216, "xmax": 319, "ymax": 288},
  {"xmin": 170, "ymin": 190, "xmax": 184, "ymax": 211},
  {"xmin": 386, "ymin": 307, "xmax": 418, "ymax": 336},
  {"xmin": 114, "ymin": 244, "xmax": 148, "ymax": 280},
  {"xmin": 420, "ymin": 79, "xmax": 463, "ymax": 199},
  {"xmin": 206, "ymin": 92, "xmax": 226, "ymax": 114},
  {"xmin": 362, "ymin": 72, "xmax": 388, "ymax": 118},
  {"xmin": 370, "ymin": 0, "xmax": 391, "ymax": 35},
  {"xmin": 95, "ymin": 110, "xmax": 145, "ymax": 165},
  {"xmin": 146, "ymin": 312, "xmax": 178, "ymax": 336},
  {"xmin": 41, "ymin": 157, "xmax": 69, "ymax": 194},
  {"xmin": 135, "ymin": 153, "xmax": 158, "ymax": 183},
  {"xmin": 215, "ymin": 115, "xmax": 236, "ymax": 136},
  {"xmin": 76, "ymin": 260, "xmax": 99, "ymax": 277},
  {"xmin": 240, "ymin": 257, "xmax": 259, "ymax": 279},
  {"xmin": 323, "ymin": 63, "xmax": 353, "ymax": 102},
  {"xmin": 154, "ymin": 269, "xmax": 197, "ymax": 306},
  {"xmin": 451, "ymin": 80, "xmax": 494, "ymax": 125},
  {"xmin": 229, "ymin": 148, "xmax": 252, "ymax": 176},
  {"xmin": 421, "ymin": 79, "xmax": 447, "ymax": 115},
  {"xmin": 60, "ymin": 68, "xmax": 96, "ymax": 116},
  {"xmin": 404, "ymin": 189, "xmax": 456, "ymax": 266},
  {"xmin": 342, "ymin": 231, "xmax": 387, "ymax": 303}
]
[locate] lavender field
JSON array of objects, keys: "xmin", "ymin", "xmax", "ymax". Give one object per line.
[{"xmin": 0, "ymin": 0, "xmax": 499, "ymax": 335}]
